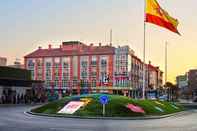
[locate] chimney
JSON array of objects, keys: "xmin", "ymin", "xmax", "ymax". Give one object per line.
[
  {"xmin": 149, "ymin": 61, "xmax": 151, "ymax": 64},
  {"xmin": 99, "ymin": 43, "xmax": 102, "ymax": 47},
  {"xmin": 59, "ymin": 45, "xmax": 62, "ymax": 49},
  {"xmin": 90, "ymin": 43, "xmax": 94, "ymax": 46},
  {"xmin": 48, "ymin": 44, "xmax": 52, "ymax": 49},
  {"xmin": 110, "ymin": 43, "xmax": 112, "ymax": 47},
  {"xmin": 38, "ymin": 46, "xmax": 42, "ymax": 49}
]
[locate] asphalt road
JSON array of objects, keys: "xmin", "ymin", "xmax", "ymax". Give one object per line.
[{"xmin": 0, "ymin": 105, "xmax": 197, "ymax": 131}]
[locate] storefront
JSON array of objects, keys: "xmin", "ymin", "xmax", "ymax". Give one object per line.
[
  {"xmin": 0, "ymin": 78, "xmax": 44, "ymax": 104},
  {"xmin": 0, "ymin": 66, "xmax": 45, "ymax": 104}
]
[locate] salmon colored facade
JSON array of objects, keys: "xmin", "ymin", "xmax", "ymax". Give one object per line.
[
  {"xmin": 24, "ymin": 41, "xmax": 115, "ymax": 95},
  {"xmin": 24, "ymin": 41, "xmax": 163, "ymax": 98}
]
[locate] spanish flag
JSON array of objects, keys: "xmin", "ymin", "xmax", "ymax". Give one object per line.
[{"xmin": 145, "ymin": 0, "xmax": 180, "ymax": 35}]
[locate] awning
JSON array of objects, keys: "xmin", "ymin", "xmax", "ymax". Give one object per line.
[{"xmin": 0, "ymin": 78, "xmax": 44, "ymax": 87}]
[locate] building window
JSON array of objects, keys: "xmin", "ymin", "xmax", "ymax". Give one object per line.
[
  {"xmin": 54, "ymin": 80, "xmax": 58, "ymax": 87},
  {"xmin": 81, "ymin": 71, "xmax": 88, "ymax": 79},
  {"xmin": 63, "ymin": 62, "xmax": 69, "ymax": 68},
  {"xmin": 31, "ymin": 70, "xmax": 34, "ymax": 80},
  {"xmin": 80, "ymin": 60, "xmax": 88, "ymax": 79},
  {"xmin": 28, "ymin": 60, "xmax": 34, "ymax": 68},
  {"xmin": 54, "ymin": 63, "xmax": 59, "ymax": 80},
  {"xmin": 91, "ymin": 61, "xmax": 97, "ymax": 67},
  {"xmin": 91, "ymin": 72, "xmax": 97, "ymax": 78},
  {"xmin": 37, "ymin": 60, "xmax": 42, "ymax": 80},
  {"xmin": 92, "ymin": 79, "xmax": 96, "ymax": 87},
  {"xmin": 46, "ymin": 62, "xmax": 52, "ymax": 80},
  {"xmin": 101, "ymin": 59, "xmax": 107, "ymax": 67},
  {"xmin": 73, "ymin": 79, "xmax": 78, "ymax": 87},
  {"xmin": 91, "ymin": 56, "xmax": 97, "ymax": 67},
  {"xmin": 81, "ymin": 61, "xmax": 88, "ymax": 67},
  {"xmin": 62, "ymin": 62, "xmax": 70, "ymax": 80},
  {"xmin": 62, "ymin": 80, "xmax": 69, "ymax": 88},
  {"xmin": 81, "ymin": 80, "xmax": 88, "ymax": 88},
  {"xmin": 28, "ymin": 60, "xmax": 35, "ymax": 79}
]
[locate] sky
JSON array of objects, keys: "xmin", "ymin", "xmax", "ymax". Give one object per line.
[{"xmin": 0, "ymin": 0, "xmax": 197, "ymax": 83}]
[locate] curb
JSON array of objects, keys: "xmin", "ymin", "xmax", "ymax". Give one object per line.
[{"xmin": 25, "ymin": 106, "xmax": 190, "ymax": 120}]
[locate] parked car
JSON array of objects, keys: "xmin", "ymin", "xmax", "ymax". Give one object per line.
[
  {"xmin": 159, "ymin": 95, "xmax": 168, "ymax": 101},
  {"xmin": 148, "ymin": 96, "xmax": 157, "ymax": 100},
  {"xmin": 193, "ymin": 97, "xmax": 197, "ymax": 102}
]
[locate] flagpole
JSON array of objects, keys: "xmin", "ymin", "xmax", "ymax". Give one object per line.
[
  {"xmin": 165, "ymin": 41, "xmax": 168, "ymax": 84},
  {"xmin": 110, "ymin": 29, "xmax": 112, "ymax": 45},
  {"xmin": 142, "ymin": 0, "xmax": 146, "ymax": 99},
  {"xmin": 165, "ymin": 41, "xmax": 169, "ymax": 100}
]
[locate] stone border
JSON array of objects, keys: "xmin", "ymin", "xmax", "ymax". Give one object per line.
[{"xmin": 25, "ymin": 105, "xmax": 190, "ymax": 120}]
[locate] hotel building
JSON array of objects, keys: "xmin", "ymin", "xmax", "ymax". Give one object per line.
[{"xmin": 24, "ymin": 41, "xmax": 163, "ymax": 98}]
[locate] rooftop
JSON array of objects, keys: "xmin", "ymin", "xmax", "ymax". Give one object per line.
[
  {"xmin": 62, "ymin": 41, "xmax": 84, "ymax": 45},
  {"xmin": 24, "ymin": 41, "xmax": 115, "ymax": 58}
]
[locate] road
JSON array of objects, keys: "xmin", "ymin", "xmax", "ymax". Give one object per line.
[{"xmin": 0, "ymin": 105, "xmax": 197, "ymax": 131}]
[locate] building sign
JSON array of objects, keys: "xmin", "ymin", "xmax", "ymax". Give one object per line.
[{"xmin": 58, "ymin": 101, "xmax": 84, "ymax": 114}]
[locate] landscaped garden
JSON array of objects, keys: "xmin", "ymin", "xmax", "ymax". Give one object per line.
[{"xmin": 31, "ymin": 94, "xmax": 184, "ymax": 117}]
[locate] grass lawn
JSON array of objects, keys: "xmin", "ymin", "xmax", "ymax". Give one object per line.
[{"xmin": 32, "ymin": 94, "xmax": 184, "ymax": 117}]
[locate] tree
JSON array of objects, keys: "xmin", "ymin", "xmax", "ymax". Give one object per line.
[{"xmin": 164, "ymin": 82, "xmax": 179, "ymax": 101}]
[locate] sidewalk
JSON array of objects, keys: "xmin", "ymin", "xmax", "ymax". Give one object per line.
[{"xmin": 178, "ymin": 99, "xmax": 193, "ymax": 104}]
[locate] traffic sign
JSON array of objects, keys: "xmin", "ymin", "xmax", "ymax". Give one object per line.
[
  {"xmin": 99, "ymin": 95, "xmax": 109, "ymax": 105},
  {"xmin": 99, "ymin": 95, "xmax": 109, "ymax": 116}
]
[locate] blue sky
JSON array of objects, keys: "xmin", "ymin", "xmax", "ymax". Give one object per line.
[{"xmin": 0, "ymin": 0, "xmax": 197, "ymax": 82}]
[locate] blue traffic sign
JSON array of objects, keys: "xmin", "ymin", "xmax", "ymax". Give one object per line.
[{"xmin": 99, "ymin": 95, "xmax": 109, "ymax": 105}]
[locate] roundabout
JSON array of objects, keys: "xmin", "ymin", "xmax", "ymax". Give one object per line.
[
  {"xmin": 30, "ymin": 94, "xmax": 184, "ymax": 118},
  {"xmin": 0, "ymin": 104, "xmax": 197, "ymax": 131}
]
